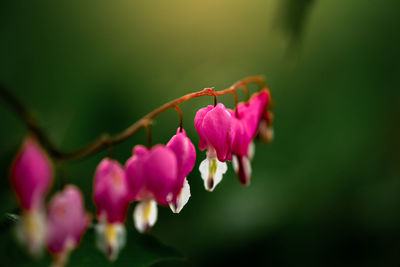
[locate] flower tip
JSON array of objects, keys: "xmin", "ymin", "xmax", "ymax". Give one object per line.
[
  {"xmin": 239, "ymin": 177, "xmax": 251, "ymax": 187},
  {"xmin": 199, "ymin": 156, "xmax": 227, "ymax": 192},
  {"xmin": 206, "ymin": 178, "xmax": 214, "ymax": 191},
  {"xmin": 258, "ymin": 120, "xmax": 274, "ymax": 144},
  {"xmin": 95, "ymin": 222, "xmax": 126, "ymax": 261},
  {"xmin": 16, "ymin": 209, "xmax": 46, "ymax": 258},
  {"xmin": 232, "ymin": 155, "xmax": 252, "ymax": 186},
  {"xmin": 169, "ymin": 178, "xmax": 191, "ymax": 213}
]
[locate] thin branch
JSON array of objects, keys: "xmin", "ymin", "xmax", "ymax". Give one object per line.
[
  {"xmin": 0, "ymin": 85, "xmax": 63, "ymax": 158},
  {"xmin": 0, "ymin": 76, "xmax": 266, "ymax": 161},
  {"xmin": 232, "ymin": 90, "xmax": 239, "ymax": 117}
]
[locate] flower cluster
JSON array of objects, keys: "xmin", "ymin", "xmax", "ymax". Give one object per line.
[
  {"xmin": 93, "ymin": 129, "xmax": 196, "ymax": 259},
  {"xmin": 8, "ymin": 86, "xmax": 273, "ymax": 265},
  {"xmin": 195, "ymin": 89, "xmax": 271, "ymax": 190},
  {"xmin": 10, "ymin": 137, "xmax": 89, "ymax": 266}
]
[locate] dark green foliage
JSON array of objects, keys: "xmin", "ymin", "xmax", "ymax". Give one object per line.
[{"xmin": 0, "ymin": 217, "xmax": 182, "ymax": 267}]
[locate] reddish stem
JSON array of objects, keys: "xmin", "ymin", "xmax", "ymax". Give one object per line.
[
  {"xmin": 0, "ymin": 76, "xmax": 267, "ymax": 161},
  {"xmin": 174, "ymin": 105, "xmax": 183, "ymax": 132}
]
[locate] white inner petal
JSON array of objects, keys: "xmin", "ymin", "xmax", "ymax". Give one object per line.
[
  {"xmin": 248, "ymin": 141, "xmax": 255, "ymax": 160},
  {"xmin": 232, "ymin": 155, "xmax": 239, "ymax": 173},
  {"xmin": 133, "ymin": 199, "xmax": 158, "ymax": 233},
  {"xmin": 95, "ymin": 222, "xmax": 126, "ymax": 261},
  {"xmin": 199, "ymin": 155, "xmax": 227, "ymax": 192},
  {"xmin": 268, "ymin": 127, "xmax": 274, "ymax": 142},
  {"xmin": 169, "ymin": 178, "xmax": 191, "ymax": 214},
  {"xmin": 242, "ymin": 156, "xmax": 252, "ymax": 186},
  {"xmin": 259, "ymin": 121, "xmax": 274, "ymax": 143},
  {"xmin": 94, "ymin": 222, "xmax": 106, "ymax": 255},
  {"xmin": 214, "ymin": 159, "xmax": 228, "ymax": 188},
  {"xmin": 17, "ymin": 209, "xmax": 46, "ymax": 257}
]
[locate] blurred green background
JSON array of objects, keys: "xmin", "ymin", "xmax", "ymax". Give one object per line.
[{"xmin": 1, "ymin": 0, "xmax": 400, "ymax": 266}]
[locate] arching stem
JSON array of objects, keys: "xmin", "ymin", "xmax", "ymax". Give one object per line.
[{"xmin": 0, "ymin": 76, "xmax": 267, "ymax": 161}]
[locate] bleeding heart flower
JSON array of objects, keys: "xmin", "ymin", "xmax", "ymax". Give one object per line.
[
  {"xmin": 125, "ymin": 144, "xmax": 179, "ymax": 232},
  {"xmin": 10, "ymin": 136, "xmax": 53, "ymax": 256},
  {"xmin": 10, "ymin": 137, "xmax": 53, "ymax": 211},
  {"xmin": 194, "ymin": 103, "xmax": 234, "ymax": 191},
  {"xmin": 93, "ymin": 158, "xmax": 130, "ymax": 261},
  {"xmin": 231, "ymin": 89, "xmax": 270, "ymax": 185},
  {"xmin": 166, "ymin": 128, "xmax": 196, "ymax": 213},
  {"xmin": 47, "ymin": 185, "xmax": 89, "ymax": 267}
]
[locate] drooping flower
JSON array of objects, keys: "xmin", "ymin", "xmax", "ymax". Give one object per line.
[
  {"xmin": 126, "ymin": 129, "xmax": 195, "ymax": 231},
  {"xmin": 47, "ymin": 185, "xmax": 89, "ymax": 267},
  {"xmin": 126, "ymin": 145, "xmax": 177, "ymax": 232},
  {"xmin": 166, "ymin": 129, "xmax": 196, "ymax": 213},
  {"xmin": 125, "ymin": 133, "xmax": 196, "ymax": 233},
  {"xmin": 194, "ymin": 103, "xmax": 234, "ymax": 191},
  {"xmin": 10, "ymin": 136, "xmax": 53, "ymax": 256},
  {"xmin": 230, "ymin": 89, "xmax": 270, "ymax": 185},
  {"xmin": 93, "ymin": 158, "xmax": 130, "ymax": 261}
]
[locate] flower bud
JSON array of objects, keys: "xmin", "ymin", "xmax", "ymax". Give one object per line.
[
  {"xmin": 10, "ymin": 136, "xmax": 53, "ymax": 256},
  {"xmin": 10, "ymin": 137, "xmax": 53, "ymax": 211}
]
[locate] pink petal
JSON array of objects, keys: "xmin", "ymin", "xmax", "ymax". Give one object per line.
[
  {"xmin": 237, "ymin": 89, "xmax": 270, "ymax": 137},
  {"xmin": 125, "ymin": 146, "xmax": 149, "ymax": 201},
  {"xmin": 194, "ymin": 105, "xmax": 213, "ymax": 150},
  {"xmin": 132, "ymin": 145, "xmax": 149, "ymax": 157},
  {"xmin": 47, "ymin": 185, "xmax": 89, "ymax": 254},
  {"xmin": 10, "ymin": 137, "xmax": 53, "ymax": 211},
  {"xmin": 94, "ymin": 158, "xmax": 130, "ymax": 223},
  {"xmin": 231, "ymin": 90, "xmax": 270, "ymax": 156},
  {"xmin": 166, "ymin": 129, "xmax": 196, "ymax": 199},
  {"xmin": 230, "ymin": 117, "xmax": 250, "ymax": 156},
  {"xmin": 126, "ymin": 145, "xmax": 179, "ymax": 206},
  {"xmin": 201, "ymin": 103, "xmax": 234, "ymax": 161},
  {"xmin": 145, "ymin": 146, "xmax": 178, "ymax": 206}
]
